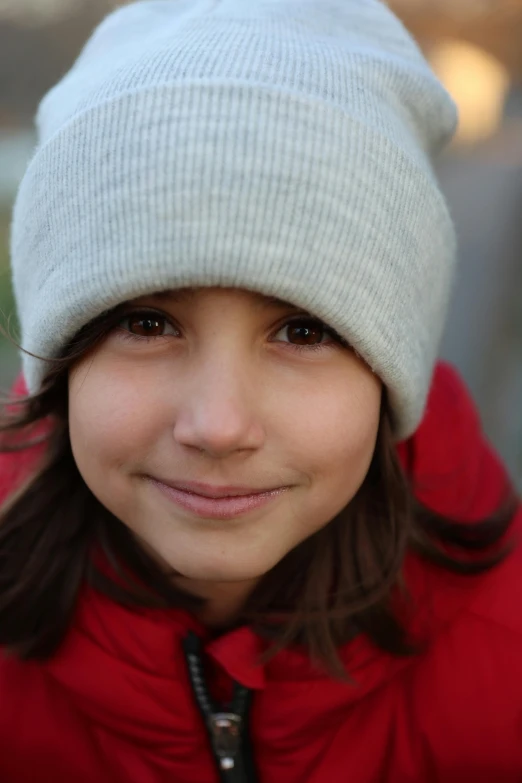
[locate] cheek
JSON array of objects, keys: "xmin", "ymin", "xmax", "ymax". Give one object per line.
[
  {"xmin": 276, "ymin": 369, "xmax": 381, "ymax": 524},
  {"xmin": 68, "ymin": 359, "xmax": 166, "ymax": 485},
  {"xmin": 321, "ymin": 382, "xmax": 380, "ymax": 465}
]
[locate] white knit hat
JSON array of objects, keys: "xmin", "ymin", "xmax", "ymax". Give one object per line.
[{"xmin": 10, "ymin": 0, "xmax": 458, "ymax": 439}]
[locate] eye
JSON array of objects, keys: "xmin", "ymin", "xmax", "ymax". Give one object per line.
[
  {"xmin": 118, "ymin": 311, "xmax": 179, "ymax": 339},
  {"xmin": 272, "ymin": 318, "xmax": 340, "ymax": 348}
]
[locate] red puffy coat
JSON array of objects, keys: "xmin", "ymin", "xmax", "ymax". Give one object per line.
[{"xmin": 0, "ymin": 363, "xmax": 521, "ymax": 783}]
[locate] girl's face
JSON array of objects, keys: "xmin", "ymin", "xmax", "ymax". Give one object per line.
[{"xmin": 69, "ymin": 288, "xmax": 381, "ymax": 593}]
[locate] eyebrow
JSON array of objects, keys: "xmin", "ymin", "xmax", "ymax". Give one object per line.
[
  {"xmin": 147, "ymin": 288, "xmax": 296, "ymax": 311},
  {"xmin": 147, "ymin": 288, "xmax": 196, "ymax": 304},
  {"xmin": 253, "ymin": 294, "xmax": 295, "ymax": 310}
]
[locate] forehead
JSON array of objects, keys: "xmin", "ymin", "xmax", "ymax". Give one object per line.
[{"xmin": 139, "ymin": 287, "xmax": 296, "ymax": 312}]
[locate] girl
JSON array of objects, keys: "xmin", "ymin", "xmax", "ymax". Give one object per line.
[{"xmin": 1, "ymin": 1, "xmax": 521, "ymax": 781}]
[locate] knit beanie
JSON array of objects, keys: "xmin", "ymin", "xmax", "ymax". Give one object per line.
[{"xmin": 10, "ymin": 0, "xmax": 458, "ymax": 439}]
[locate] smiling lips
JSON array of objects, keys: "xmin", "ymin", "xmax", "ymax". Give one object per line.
[{"xmin": 147, "ymin": 478, "xmax": 290, "ymax": 519}]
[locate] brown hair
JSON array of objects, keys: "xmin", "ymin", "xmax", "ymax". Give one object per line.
[{"xmin": 0, "ymin": 308, "xmax": 517, "ymax": 676}]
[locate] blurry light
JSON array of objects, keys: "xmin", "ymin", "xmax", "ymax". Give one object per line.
[
  {"xmin": 395, "ymin": 0, "xmax": 500, "ymax": 19},
  {"xmin": 0, "ymin": 0, "xmax": 84, "ymax": 25},
  {"xmin": 429, "ymin": 40, "xmax": 510, "ymax": 144}
]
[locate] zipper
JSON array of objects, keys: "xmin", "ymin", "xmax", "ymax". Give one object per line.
[{"xmin": 182, "ymin": 632, "xmax": 258, "ymax": 783}]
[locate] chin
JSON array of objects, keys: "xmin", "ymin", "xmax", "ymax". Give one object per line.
[{"xmin": 171, "ymin": 556, "xmax": 272, "ymax": 584}]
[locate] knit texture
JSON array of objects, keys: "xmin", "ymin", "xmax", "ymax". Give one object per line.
[{"xmin": 10, "ymin": 0, "xmax": 458, "ymax": 438}]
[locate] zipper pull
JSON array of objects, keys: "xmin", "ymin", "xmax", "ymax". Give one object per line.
[
  {"xmin": 208, "ymin": 712, "xmax": 243, "ymax": 771},
  {"xmin": 182, "ymin": 632, "xmax": 256, "ymax": 781}
]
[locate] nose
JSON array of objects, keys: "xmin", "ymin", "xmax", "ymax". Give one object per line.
[{"xmin": 173, "ymin": 356, "xmax": 265, "ymax": 458}]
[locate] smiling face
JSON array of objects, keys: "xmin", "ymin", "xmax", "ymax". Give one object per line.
[{"xmin": 68, "ymin": 288, "xmax": 382, "ymax": 599}]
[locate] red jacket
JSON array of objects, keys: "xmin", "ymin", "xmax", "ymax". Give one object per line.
[{"xmin": 0, "ymin": 363, "xmax": 521, "ymax": 783}]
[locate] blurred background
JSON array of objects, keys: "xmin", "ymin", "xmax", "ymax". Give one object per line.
[{"xmin": 0, "ymin": 0, "xmax": 520, "ymax": 487}]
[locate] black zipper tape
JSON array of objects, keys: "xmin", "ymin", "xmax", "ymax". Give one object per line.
[{"xmin": 182, "ymin": 632, "xmax": 258, "ymax": 783}]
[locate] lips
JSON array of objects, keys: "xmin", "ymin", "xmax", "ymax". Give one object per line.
[
  {"xmin": 158, "ymin": 480, "xmax": 280, "ymax": 498},
  {"xmin": 146, "ymin": 478, "xmax": 289, "ymax": 519}
]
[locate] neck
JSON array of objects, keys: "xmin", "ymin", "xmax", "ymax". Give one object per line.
[{"xmin": 174, "ymin": 577, "xmax": 259, "ymax": 630}]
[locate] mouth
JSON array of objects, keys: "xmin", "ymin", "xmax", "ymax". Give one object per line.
[{"xmin": 145, "ymin": 478, "xmax": 290, "ymax": 519}]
